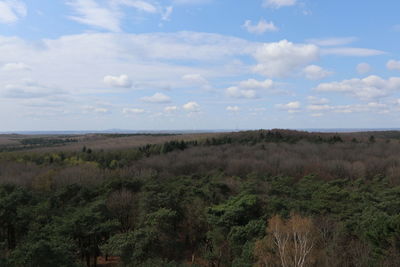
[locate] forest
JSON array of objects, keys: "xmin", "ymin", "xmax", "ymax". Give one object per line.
[{"xmin": 0, "ymin": 129, "xmax": 400, "ymax": 266}]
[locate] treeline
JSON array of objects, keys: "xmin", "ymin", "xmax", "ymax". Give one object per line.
[
  {"xmin": 0, "ymin": 137, "xmax": 78, "ymax": 152},
  {"xmin": 0, "ymin": 130, "xmax": 399, "ymax": 266},
  {"xmin": 0, "ymin": 130, "xmax": 374, "ymax": 169}
]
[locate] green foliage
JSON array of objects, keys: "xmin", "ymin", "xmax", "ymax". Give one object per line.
[
  {"xmin": 208, "ymin": 194, "xmax": 260, "ymax": 231},
  {"xmin": 1, "ymin": 130, "xmax": 400, "ymax": 266},
  {"xmin": 9, "ymin": 232, "xmax": 78, "ymax": 267},
  {"xmin": 102, "ymin": 208, "xmax": 179, "ymax": 265}
]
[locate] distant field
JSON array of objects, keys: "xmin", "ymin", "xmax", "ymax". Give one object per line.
[
  {"xmin": 0, "ymin": 135, "xmax": 24, "ymax": 146},
  {"xmin": 0, "ymin": 132, "xmax": 224, "ymax": 152},
  {"xmin": 1, "ymin": 130, "xmax": 400, "ymax": 153}
]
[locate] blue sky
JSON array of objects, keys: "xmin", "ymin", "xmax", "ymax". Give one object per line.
[{"xmin": 1, "ymin": 0, "xmax": 400, "ymax": 131}]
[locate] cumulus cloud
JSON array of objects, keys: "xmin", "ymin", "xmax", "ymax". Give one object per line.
[
  {"xmin": 307, "ymin": 96, "xmax": 329, "ymax": 105},
  {"xmin": 0, "ymin": 0, "xmax": 27, "ymax": 24},
  {"xmin": 263, "ymin": 0, "xmax": 296, "ymax": 9},
  {"xmin": 314, "ymin": 75, "xmax": 400, "ymax": 101},
  {"xmin": 141, "ymin": 92, "xmax": 171, "ymax": 103},
  {"xmin": 303, "ymin": 65, "xmax": 333, "ymax": 80},
  {"xmin": 131, "ymin": 32, "xmax": 253, "ymax": 62},
  {"xmin": 276, "ymin": 101, "xmax": 301, "ymax": 113},
  {"xmin": 307, "ymin": 104, "xmax": 332, "ymax": 111},
  {"xmin": 103, "ymin": 74, "xmax": 132, "ymax": 88},
  {"xmin": 0, "ymin": 31, "xmax": 255, "ymax": 105},
  {"xmin": 123, "ymin": 107, "xmax": 145, "ymax": 114},
  {"xmin": 387, "ymin": 60, "xmax": 400, "ymax": 71},
  {"xmin": 182, "ymin": 74, "xmax": 211, "ymax": 90},
  {"xmin": 2, "ymin": 81, "xmax": 65, "ymax": 99},
  {"xmin": 182, "ymin": 73, "xmax": 207, "ymax": 84},
  {"xmin": 225, "ymin": 86, "xmax": 257, "ymax": 99},
  {"xmin": 225, "ymin": 78, "xmax": 278, "ymax": 99},
  {"xmin": 83, "ymin": 105, "xmax": 109, "ymax": 114},
  {"xmin": 356, "ymin": 63, "xmax": 371, "ymax": 74},
  {"xmin": 164, "ymin": 105, "xmax": 178, "ymax": 112},
  {"xmin": 253, "ymin": 40, "xmax": 319, "ymax": 77},
  {"xmin": 183, "ymin": 101, "xmax": 200, "ymax": 112},
  {"xmin": 238, "ymin": 79, "xmax": 274, "ymax": 90},
  {"xmin": 243, "ymin": 19, "xmax": 278, "ymax": 35},
  {"xmin": 226, "ymin": 106, "xmax": 240, "ymax": 112},
  {"xmin": 1, "ymin": 62, "xmax": 30, "ymax": 71}
]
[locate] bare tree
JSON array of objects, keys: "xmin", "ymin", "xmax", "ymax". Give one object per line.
[
  {"xmin": 106, "ymin": 189, "xmax": 138, "ymax": 232},
  {"xmin": 255, "ymin": 214, "xmax": 318, "ymax": 267}
]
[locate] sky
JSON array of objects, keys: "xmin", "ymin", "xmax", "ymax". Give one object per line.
[{"xmin": 1, "ymin": 0, "xmax": 400, "ymax": 131}]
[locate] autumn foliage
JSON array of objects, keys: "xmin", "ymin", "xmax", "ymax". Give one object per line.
[{"xmin": 255, "ymin": 214, "xmax": 318, "ymax": 267}]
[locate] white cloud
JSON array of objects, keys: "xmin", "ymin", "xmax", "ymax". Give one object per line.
[
  {"xmin": 253, "ymin": 40, "xmax": 319, "ymax": 77},
  {"xmin": 307, "ymin": 96, "xmax": 329, "ymax": 105},
  {"xmin": 83, "ymin": 105, "xmax": 109, "ymax": 114},
  {"xmin": 387, "ymin": 60, "xmax": 400, "ymax": 71},
  {"xmin": 173, "ymin": 0, "xmax": 212, "ymax": 5},
  {"xmin": 314, "ymin": 75, "xmax": 400, "ymax": 101},
  {"xmin": 249, "ymin": 107, "xmax": 267, "ymax": 112},
  {"xmin": 0, "ymin": 32, "xmax": 346, "ymax": 126},
  {"xmin": 311, "ymin": 113, "xmax": 323, "ymax": 117},
  {"xmin": 243, "ymin": 19, "xmax": 278, "ymax": 35},
  {"xmin": 307, "ymin": 102, "xmax": 389, "ymax": 114},
  {"xmin": 183, "ymin": 101, "xmax": 200, "ymax": 112},
  {"xmin": 0, "ymin": 31, "xmax": 255, "ymax": 105},
  {"xmin": 141, "ymin": 92, "xmax": 171, "ymax": 103},
  {"xmin": 161, "ymin": 6, "xmax": 173, "ymax": 21},
  {"xmin": 164, "ymin": 105, "xmax": 178, "ymax": 112},
  {"xmin": 226, "ymin": 106, "xmax": 240, "ymax": 112},
  {"xmin": 322, "ymin": 48, "xmax": 385, "ymax": 57},
  {"xmin": 115, "ymin": 0, "xmax": 158, "ymax": 13},
  {"xmin": 103, "ymin": 74, "xmax": 132, "ymax": 88},
  {"xmin": 307, "ymin": 104, "xmax": 332, "ymax": 111},
  {"xmin": 225, "ymin": 86, "xmax": 257, "ymax": 99},
  {"xmin": 182, "ymin": 73, "xmax": 211, "ymax": 90},
  {"xmin": 0, "ymin": 0, "xmax": 27, "ymax": 24},
  {"xmin": 303, "ymin": 65, "xmax": 333, "ymax": 80},
  {"xmin": 182, "ymin": 73, "xmax": 207, "ymax": 84},
  {"xmin": 67, "ymin": 0, "xmax": 173, "ymax": 31},
  {"xmin": 1, "ymin": 62, "xmax": 30, "ymax": 71},
  {"xmin": 307, "ymin": 37, "xmax": 357, "ymax": 46},
  {"xmin": 225, "ymin": 78, "xmax": 278, "ymax": 99},
  {"xmin": 2, "ymin": 80, "xmax": 65, "ymax": 99},
  {"xmin": 277, "ymin": 101, "xmax": 301, "ymax": 109},
  {"xmin": 356, "ymin": 63, "xmax": 371, "ymax": 74},
  {"xmin": 238, "ymin": 78, "xmax": 274, "ymax": 90},
  {"xmin": 263, "ymin": 0, "xmax": 296, "ymax": 9},
  {"xmin": 115, "ymin": 0, "xmax": 174, "ymax": 22},
  {"xmin": 123, "ymin": 107, "xmax": 145, "ymax": 114},
  {"xmin": 67, "ymin": 0, "xmax": 121, "ymax": 32},
  {"xmin": 276, "ymin": 101, "xmax": 301, "ymax": 113}
]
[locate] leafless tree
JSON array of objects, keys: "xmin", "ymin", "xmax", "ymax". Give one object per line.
[{"xmin": 255, "ymin": 214, "xmax": 318, "ymax": 267}]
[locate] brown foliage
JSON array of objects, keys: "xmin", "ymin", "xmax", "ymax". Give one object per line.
[
  {"xmin": 106, "ymin": 189, "xmax": 139, "ymax": 232},
  {"xmin": 255, "ymin": 214, "xmax": 318, "ymax": 267}
]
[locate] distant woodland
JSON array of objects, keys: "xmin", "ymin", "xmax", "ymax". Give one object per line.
[{"xmin": 0, "ymin": 130, "xmax": 400, "ymax": 266}]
